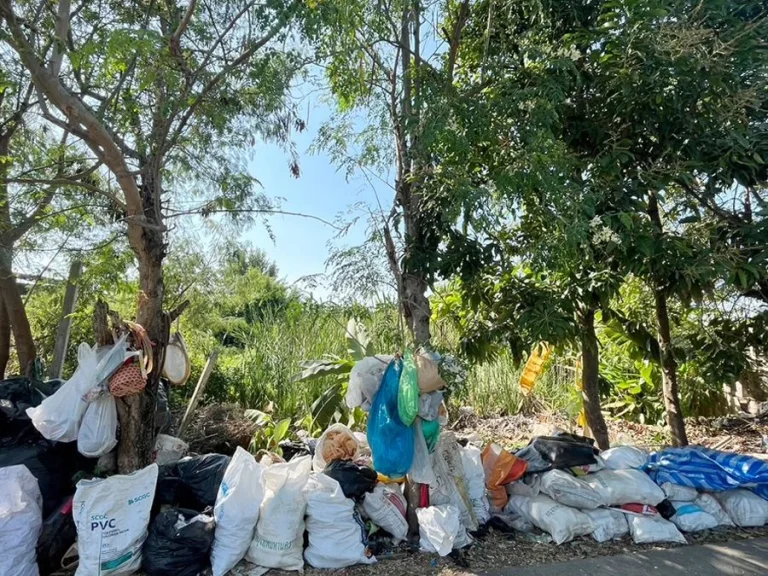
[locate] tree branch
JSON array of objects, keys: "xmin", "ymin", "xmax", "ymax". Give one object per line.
[
  {"xmin": 446, "ymin": 0, "xmax": 471, "ymax": 87},
  {"xmin": 164, "ymin": 206, "xmax": 343, "ymax": 229},
  {"xmin": 171, "ymin": 0, "xmax": 197, "ymax": 44},
  {"xmin": 0, "ymin": 0, "xmax": 143, "ymax": 218},
  {"xmin": 677, "ymin": 179, "xmax": 743, "ymax": 225},
  {"xmin": 163, "ymin": 0, "xmax": 300, "ymax": 154},
  {"xmin": 49, "ymin": 0, "xmax": 71, "ymax": 76},
  {"xmin": 168, "ymin": 299, "xmax": 190, "ymax": 322}
]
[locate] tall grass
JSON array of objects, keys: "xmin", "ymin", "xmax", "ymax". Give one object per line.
[
  {"xmin": 200, "ymin": 307, "xmax": 348, "ymax": 418},
  {"xmin": 193, "ymin": 305, "xmax": 406, "ymax": 421},
  {"xmin": 464, "ymin": 352, "xmax": 580, "ymax": 418}
]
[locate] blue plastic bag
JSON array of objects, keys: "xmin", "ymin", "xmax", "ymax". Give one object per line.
[{"xmin": 367, "ymin": 359, "xmax": 414, "ymax": 479}]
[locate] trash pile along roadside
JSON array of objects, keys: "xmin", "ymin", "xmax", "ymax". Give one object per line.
[{"xmin": 4, "ymin": 351, "xmax": 768, "ymax": 575}]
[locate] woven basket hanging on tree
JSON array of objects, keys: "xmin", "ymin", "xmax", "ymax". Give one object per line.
[{"xmin": 109, "ymin": 321, "xmax": 154, "ymax": 398}]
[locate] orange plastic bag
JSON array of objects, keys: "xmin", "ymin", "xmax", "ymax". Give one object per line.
[{"xmin": 481, "ymin": 443, "xmax": 528, "ymax": 510}]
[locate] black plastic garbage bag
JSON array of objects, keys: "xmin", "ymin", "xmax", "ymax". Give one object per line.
[
  {"xmin": 279, "ymin": 440, "xmax": 310, "ymax": 461},
  {"xmin": 37, "ymin": 497, "xmax": 77, "ymax": 576},
  {"xmin": 323, "ymin": 459, "xmax": 377, "ymax": 500},
  {"xmin": 516, "ymin": 433, "xmax": 598, "ymax": 473},
  {"xmin": 154, "ymin": 379, "xmax": 172, "ymax": 435},
  {"xmin": 656, "ymin": 499, "xmax": 677, "ymax": 520},
  {"xmin": 156, "ymin": 453, "xmax": 230, "ymax": 510},
  {"xmin": 0, "ymin": 377, "xmax": 62, "ymax": 448},
  {"xmin": 142, "ymin": 508, "xmax": 215, "ymax": 576},
  {"xmin": 0, "ymin": 440, "xmax": 87, "ymax": 516}
]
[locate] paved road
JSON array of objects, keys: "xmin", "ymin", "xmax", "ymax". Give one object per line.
[{"xmin": 483, "ymin": 538, "xmax": 768, "ymax": 576}]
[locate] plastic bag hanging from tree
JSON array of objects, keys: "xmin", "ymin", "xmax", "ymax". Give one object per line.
[
  {"xmin": 367, "ymin": 359, "xmax": 414, "ymax": 479},
  {"xmin": 77, "ymin": 393, "xmax": 118, "ymax": 458},
  {"xmin": 397, "ymin": 350, "xmax": 420, "ymax": 426}
]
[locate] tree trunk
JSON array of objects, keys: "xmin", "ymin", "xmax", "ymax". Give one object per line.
[
  {"xmin": 117, "ymin": 169, "xmax": 168, "ymax": 473},
  {"xmin": 647, "ymin": 191, "xmax": 688, "ymax": 446},
  {"xmin": 579, "ymin": 308, "xmax": 610, "ymax": 450},
  {"xmin": 654, "ymin": 287, "xmax": 689, "ymax": 446},
  {"xmin": 0, "ymin": 295, "xmax": 10, "ymax": 379},
  {"xmin": 0, "ymin": 246, "xmax": 36, "ymax": 377},
  {"xmin": 403, "ymin": 272, "xmax": 431, "ymax": 348}
]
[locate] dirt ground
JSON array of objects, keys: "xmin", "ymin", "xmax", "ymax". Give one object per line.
[{"xmin": 451, "ymin": 410, "xmax": 768, "ymax": 455}]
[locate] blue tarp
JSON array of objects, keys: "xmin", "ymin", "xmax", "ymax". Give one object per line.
[{"xmin": 644, "ymin": 447, "xmax": 768, "ymax": 499}]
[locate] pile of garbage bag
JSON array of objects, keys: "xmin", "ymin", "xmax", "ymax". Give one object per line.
[
  {"xmin": 0, "ymin": 332, "xmax": 180, "ymax": 575},
  {"xmin": 5, "ymin": 352, "xmax": 768, "ymax": 576}
]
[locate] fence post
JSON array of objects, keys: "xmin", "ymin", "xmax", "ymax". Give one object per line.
[
  {"xmin": 48, "ymin": 260, "xmax": 82, "ymax": 379},
  {"xmin": 178, "ymin": 349, "xmax": 219, "ymax": 438}
]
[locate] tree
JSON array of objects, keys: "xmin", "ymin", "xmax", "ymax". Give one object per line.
[
  {"xmin": 316, "ymin": 0, "xmax": 479, "ymax": 347},
  {"xmin": 0, "ymin": 0, "xmax": 322, "ymax": 471},
  {"xmin": 0, "ymin": 37, "xmax": 106, "ymax": 377},
  {"xmin": 430, "ymin": 0, "xmax": 768, "ymax": 446}
]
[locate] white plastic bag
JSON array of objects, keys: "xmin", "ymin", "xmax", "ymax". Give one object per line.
[
  {"xmin": 154, "ymin": 434, "xmax": 189, "ymax": 466},
  {"xmin": 670, "ymin": 501, "xmax": 719, "ymax": 532},
  {"xmin": 694, "ymin": 493, "xmax": 734, "ymax": 527},
  {"xmin": 460, "ymin": 444, "xmax": 491, "ymax": 525},
  {"xmin": 27, "ymin": 343, "xmax": 98, "ymax": 442},
  {"xmin": 417, "ymin": 505, "xmax": 461, "ymax": 556},
  {"xmin": 715, "ymin": 489, "xmax": 768, "ymax": 527},
  {"xmin": 409, "ymin": 418, "xmax": 436, "ymax": 485},
  {"xmin": 77, "ymin": 394, "xmax": 118, "ymax": 458},
  {"xmin": 74, "ymin": 463, "xmax": 158, "ymax": 576},
  {"xmin": 583, "ymin": 508, "xmax": 628, "ymax": 542},
  {"xmin": 211, "ymin": 447, "xmax": 265, "ymax": 576},
  {"xmin": 313, "ymin": 423, "xmax": 359, "ymax": 472},
  {"xmin": 0, "ymin": 465, "xmax": 42, "ymax": 576},
  {"xmin": 246, "ymin": 455, "xmax": 311, "ymax": 571},
  {"xmin": 346, "ymin": 355, "xmax": 393, "ymax": 411},
  {"xmin": 661, "ymin": 482, "xmax": 698, "ymax": 502},
  {"xmin": 305, "ymin": 473, "xmax": 376, "ymax": 568},
  {"xmin": 600, "ymin": 446, "xmax": 649, "ymax": 470},
  {"xmin": 362, "ymin": 483, "xmax": 408, "ymax": 543},
  {"xmin": 628, "ymin": 514, "xmax": 686, "ymax": 544},
  {"xmin": 418, "ymin": 391, "xmax": 443, "ymax": 421},
  {"xmin": 539, "ymin": 469, "xmax": 604, "ymax": 509},
  {"xmin": 582, "ymin": 469, "xmax": 665, "ymax": 506},
  {"xmin": 507, "ymin": 494, "xmax": 595, "ymax": 545}
]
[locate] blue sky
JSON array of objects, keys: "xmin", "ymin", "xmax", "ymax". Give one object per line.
[{"xmin": 241, "ymin": 101, "xmax": 393, "ymax": 293}]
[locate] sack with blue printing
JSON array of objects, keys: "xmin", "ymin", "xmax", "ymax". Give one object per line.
[
  {"xmin": 670, "ymin": 501, "xmax": 719, "ymax": 532},
  {"xmin": 211, "ymin": 447, "xmax": 265, "ymax": 576},
  {"xmin": 73, "ymin": 463, "xmax": 158, "ymax": 576}
]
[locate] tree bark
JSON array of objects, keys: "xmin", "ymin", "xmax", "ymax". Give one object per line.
[
  {"xmin": 116, "ymin": 167, "xmax": 169, "ymax": 473},
  {"xmin": 647, "ymin": 191, "xmax": 688, "ymax": 447},
  {"xmin": 0, "ymin": 246, "xmax": 36, "ymax": 377},
  {"xmin": 0, "ymin": 295, "xmax": 10, "ymax": 379},
  {"xmin": 403, "ymin": 272, "xmax": 431, "ymax": 347},
  {"xmin": 653, "ymin": 287, "xmax": 689, "ymax": 446},
  {"xmin": 579, "ymin": 308, "xmax": 610, "ymax": 450}
]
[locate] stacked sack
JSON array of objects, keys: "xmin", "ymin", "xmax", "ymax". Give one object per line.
[
  {"xmin": 495, "ymin": 439, "xmax": 768, "ymax": 546},
  {"xmin": 500, "ymin": 439, "xmax": 687, "ymax": 545}
]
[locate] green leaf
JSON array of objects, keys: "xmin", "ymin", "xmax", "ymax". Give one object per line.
[
  {"xmin": 244, "ymin": 409, "xmax": 270, "ymax": 426},
  {"xmin": 294, "ymin": 359, "xmax": 353, "ymax": 382},
  {"xmin": 272, "ymin": 418, "xmax": 291, "ymax": 445},
  {"xmin": 310, "ymin": 384, "xmax": 344, "ymax": 432},
  {"xmin": 345, "ymin": 317, "xmax": 371, "ymax": 360}
]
